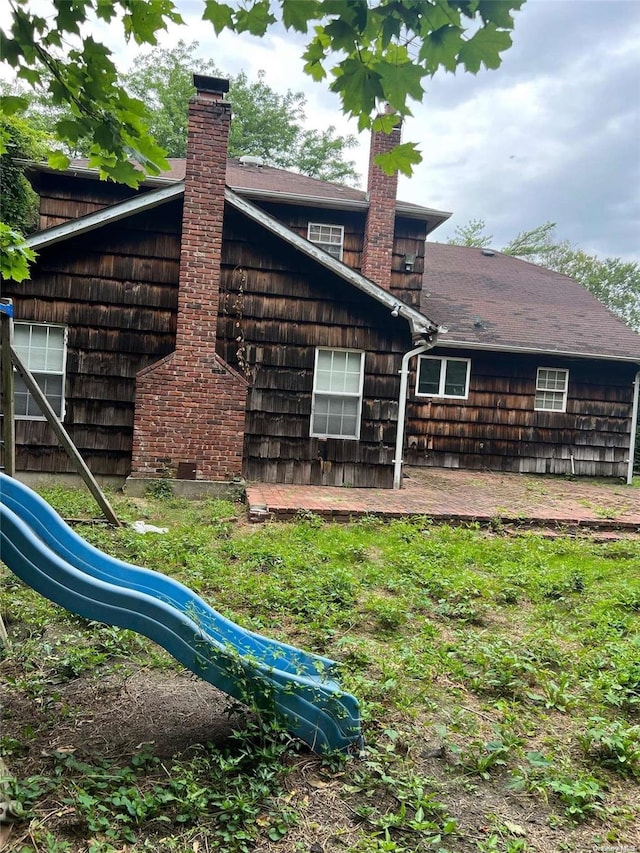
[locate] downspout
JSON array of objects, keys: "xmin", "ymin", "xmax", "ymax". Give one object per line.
[
  {"xmin": 393, "ymin": 340, "xmax": 436, "ymax": 489},
  {"xmin": 626, "ymin": 370, "xmax": 640, "ymax": 485}
]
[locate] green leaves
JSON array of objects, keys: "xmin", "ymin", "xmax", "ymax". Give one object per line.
[
  {"xmin": 0, "ymin": 222, "xmax": 37, "ymax": 283},
  {"xmin": 0, "ymin": 95, "xmax": 29, "ymax": 117},
  {"xmin": 0, "ymin": 0, "xmax": 524, "ymax": 195},
  {"xmin": 202, "ymin": 0, "xmax": 234, "ymax": 33},
  {"xmin": 375, "ymin": 142, "xmax": 422, "ymax": 178},
  {"xmin": 47, "ymin": 150, "xmax": 71, "ymax": 171},
  {"xmin": 459, "ymin": 23, "xmax": 513, "ymax": 73},
  {"xmin": 281, "ymin": 0, "xmax": 322, "ymax": 32}
]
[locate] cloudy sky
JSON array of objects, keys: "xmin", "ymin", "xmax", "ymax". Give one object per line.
[
  {"xmin": 4, "ymin": 1, "xmax": 640, "ymax": 260},
  {"xmin": 130, "ymin": 0, "xmax": 640, "ymax": 261}
]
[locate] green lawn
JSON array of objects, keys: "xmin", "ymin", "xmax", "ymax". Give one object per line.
[{"xmin": 1, "ymin": 487, "xmax": 638, "ymax": 853}]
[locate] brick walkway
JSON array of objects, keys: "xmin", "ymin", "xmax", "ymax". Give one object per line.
[{"xmin": 246, "ymin": 467, "xmax": 640, "ymax": 530}]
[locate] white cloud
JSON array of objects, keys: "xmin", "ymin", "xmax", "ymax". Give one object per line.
[{"xmin": 2, "ymin": 0, "xmax": 639, "ymax": 260}]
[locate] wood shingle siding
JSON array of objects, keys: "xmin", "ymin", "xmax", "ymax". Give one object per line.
[
  {"xmin": 218, "ymin": 207, "xmax": 410, "ymax": 487},
  {"xmin": 4, "ymin": 181, "xmax": 181, "ymax": 477},
  {"xmin": 405, "ymin": 352, "xmax": 635, "ymax": 477}
]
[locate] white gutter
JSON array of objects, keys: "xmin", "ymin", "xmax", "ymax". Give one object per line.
[
  {"xmin": 225, "ymin": 187, "xmax": 439, "ymax": 340},
  {"xmin": 627, "ymin": 371, "xmax": 640, "ymax": 484},
  {"xmin": 393, "ymin": 341, "xmax": 436, "ymax": 489},
  {"xmin": 436, "ymin": 337, "xmax": 640, "ymax": 365},
  {"xmin": 25, "ymin": 183, "xmax": 185, "ymax": 250}
]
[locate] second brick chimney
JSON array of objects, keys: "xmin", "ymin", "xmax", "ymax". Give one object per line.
[
  {"xmin": 130, "ymin": 76, "xmax": 248, "ymax": 482},
  {"xmin": 361, "ymin": 113, "xmax": 402, "ymax": 292}
]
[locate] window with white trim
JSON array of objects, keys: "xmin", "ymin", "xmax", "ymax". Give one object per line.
[
  {"xmin": 416, "ymin": 356, "xmax": 470, "ymax": 399},
  {"xmin": 307, "ymin": 223, "xmax": 344, "ymax": 260},
  {"xmin": 311, "ymin": 348, "xmax": 364, "ymax": 439},
  {"xmin": 535, "ymin": 367, "xmax": 568, "ymax": 412},
  {"xmin": 13, "ymin": 323, "xmax": 67, "ymax": 419}
]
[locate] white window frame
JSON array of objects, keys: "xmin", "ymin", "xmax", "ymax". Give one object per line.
[
  {"xmin": 13, "ymin": 322, "xmax": 68, "ymax": 421},
  {"xmin": 307, "ymin": 222, "xmax": 344, "ymax": 261},
  {"xmin": 310, "ymin": 347, "xmax": 365, "ymax": 440},
  {"xmin": 415, "ymin": 355, "xmax": 471, "ymax": 399},
  {"xmin": 534, "ymin": 367, "xmax": 569, "ymax": 412}
]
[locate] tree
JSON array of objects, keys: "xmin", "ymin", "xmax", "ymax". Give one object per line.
[
  {"xmin": 502, "ymin": 221, "xmax": 557, "ymax": 259},
  {"xmin": 0, "ymin": 0, "xmax": 523, "ymax": 281},
  {"xmin": 447, "ymin": 218, "xmax": 493, "ymax": 248},
  {"xmin": 543, "ymin": 245, "xmax": 640, "ymax": 332},
  {"xmin": 1, "ymin": 0, "xmax": 524, "ymax": 184},
  {"xmin": 0, "ymin": 104, "xmax": 48, "ymax": 282},
  {"xmin": 448, "ymin": 218, "xmax": 640, "ymax": 331},
  {"xmin": 121, "ymin": 44, "xmax": 359, "ymax": 183},
  {"xmin": 0, "ymin": 111, "xmax": 46, "ymax": 235}
]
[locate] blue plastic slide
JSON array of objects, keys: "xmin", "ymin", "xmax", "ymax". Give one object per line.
[{"xmin": 0, "ymin": 472, "xmax": 362, "ymax": 754}]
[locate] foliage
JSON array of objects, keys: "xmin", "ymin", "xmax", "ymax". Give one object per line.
[
  {"xmin": 122, "ymin": 44, "xmax": 359, "ymax": 183},
  {"xmin": 0, "ymin": 221, "xmax": 37, "ymax": 282},
  {"xmin": 578, "ymin": 717, "xmax": 640, "ymax": 778},
  {"xmin": 0, "ymin": 106, "xmax": 47, "ymax": 234},
  {"xmin": 448, "ymin": 217, "xmax": 640, "ymax": 330},
  {"xmin": 1, "ymin": 0, "xmax": 523, "ymax": 185},
  {"xmin": 446, "ymin": 217, "xmax": 493, "ymax": 248}
]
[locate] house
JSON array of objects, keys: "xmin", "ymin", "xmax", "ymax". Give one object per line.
[
  {"xmin": 2, "ymin": 74, "xmax": 639, "ymax": 489},
  {"xmin": 407, "ymin": 245, "xmax": 640, "ymax": 480}
]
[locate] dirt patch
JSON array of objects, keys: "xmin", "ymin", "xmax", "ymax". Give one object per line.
[{"xmin": 1, "ymin": 666, "xmax": 243, "ymax": 769}]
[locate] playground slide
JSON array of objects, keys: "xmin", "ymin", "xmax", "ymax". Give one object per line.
[{"xmin": 0, "ymin": 473, "xmax": 362, "ymax": 754}]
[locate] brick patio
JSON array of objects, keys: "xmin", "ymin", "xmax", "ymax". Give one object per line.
[{"xmin": 246, "ymin": 467, "xmax": 640, "ymax": 529}]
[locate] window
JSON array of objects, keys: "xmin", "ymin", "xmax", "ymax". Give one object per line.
[
  {"xmin": 535, "ymin": 367, "xmax": 568, "ymax": 412},
  {"xmin": 311, "ymin": 348, "xmax": 364, "ymax": 439},
  {"xmin": 307, "ymin": 223, "xmax": 344, "ymax": 260},
  {"xmin": 13, "ymin": 323, "xmax": 67, "ymax": 419},
  {"xmin": 416, "ymin": 356, "xmax": 470, "ymax": 399}
]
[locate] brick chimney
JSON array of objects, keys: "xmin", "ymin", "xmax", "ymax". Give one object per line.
[
  {"xmin": 130, "ymin": 76, "xmax": 248, "ymax": 482},
  {"xmin": 361, "ymin": 112, "xmax": 402, "ymax": 291}
]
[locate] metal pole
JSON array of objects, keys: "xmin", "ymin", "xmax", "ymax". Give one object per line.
[
  {"xmin": 10, "ymin": 344, "xmax": 121, "ymax": 526},
  {"xmin": 393, "ymin": 342, "xmax": 434, "ymax": 490},
  {"xmin": 1, "ymin": 299, "xmax": 16, "ymax": 477}
]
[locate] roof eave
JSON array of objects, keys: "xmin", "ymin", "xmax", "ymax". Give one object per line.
[
  {"xmin": 23, "ymin": 161, "xmax": 451, "ymax": 228},
  {"xmin": 225, "ymin": 187, "xmax": 439, "ymax": 340},
  {"xmin": 435, "ymin": 337, "xmax": 640, "ymax": 364},
  {"xmin": 24, "ymin": 182, "xmax": 185, "ymax": 250}
]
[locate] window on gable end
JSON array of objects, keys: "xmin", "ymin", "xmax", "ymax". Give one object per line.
[
  {"xmin": 307, "ymin": 223, "xmax": 344, "ymax": 260},
  {"xmin": 12, "ymin": 322, "xmax": 67, "ymax": 419},
  {"xmin": 311, "ymin": 348, "xmax": 364, "ymax": 439}
]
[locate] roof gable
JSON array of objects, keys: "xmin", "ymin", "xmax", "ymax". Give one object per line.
[{"xmin": 24, "ymin": 177, "xmax": 439, "ymax": 341}]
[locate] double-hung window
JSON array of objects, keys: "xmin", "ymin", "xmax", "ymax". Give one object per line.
[
  {"xmin": 534, "ymin": 367, "xmax": 568, "ymax": 412},
  {"xmin": 416, "ymin": 356, "xmax": 470, "ymax": 399},
  {"xmin": 307, "ymin": 223, "xmax": 344, "ymax": 260},
  {"xmin": 13, "ymin": 322, "xmax": 67, "ymax": 419},
  {"xmin": 311, "ymin": 348, "xmax": 364, "ymax": 439}
]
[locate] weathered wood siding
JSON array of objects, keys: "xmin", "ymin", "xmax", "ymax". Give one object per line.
[
  {"xmin": 256, "ymin": 203, "xmax": 426, "ymax": 307},
  {"xmin": 218, "ymin": 207, "xmax": 412, "ymax": 487},
  {"xmin": 3, "ymin": 182, "xmax": 181, "ymax": 476},
  {"xmin": 35, "ymin": 171, "xmax": 142, "ymax": 230},
  {"xmin": 405, "ymin": 350, "xmax": 635, "ymax": 477}
]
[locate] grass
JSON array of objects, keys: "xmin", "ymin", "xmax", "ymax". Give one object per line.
[{"xmin": 1, "ymin": 488, "xmax": 639, "ymax": 852}]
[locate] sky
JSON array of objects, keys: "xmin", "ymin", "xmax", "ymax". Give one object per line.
[{"xmin": 3, "ymin": 0, "xmax": 640, "ymax": 260}]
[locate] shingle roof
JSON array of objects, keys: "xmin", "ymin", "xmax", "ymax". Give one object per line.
[
  {"xmin": 55, "ymin": 158, "xmax": 450, "ymax": 229},
  {"xmin": 423, "ymin": 243, "xmax": 640, "ymax": 362}
]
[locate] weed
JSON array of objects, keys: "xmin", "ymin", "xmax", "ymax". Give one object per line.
[
  {"xmin": 578, "ymin": 717, "xmax": 640, "ymax": 777},
  {"xmin": 145, "ymin": 478, "xmax": 174, "ymax": 500}
]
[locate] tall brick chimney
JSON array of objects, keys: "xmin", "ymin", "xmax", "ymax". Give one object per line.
[
  {"xmin": 130, "ymin": 76, "xmax": 248, "ymax": 482},
  {"xmin": 361, "ymin": 112, "xmax": 402, "ymax": 291}
]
